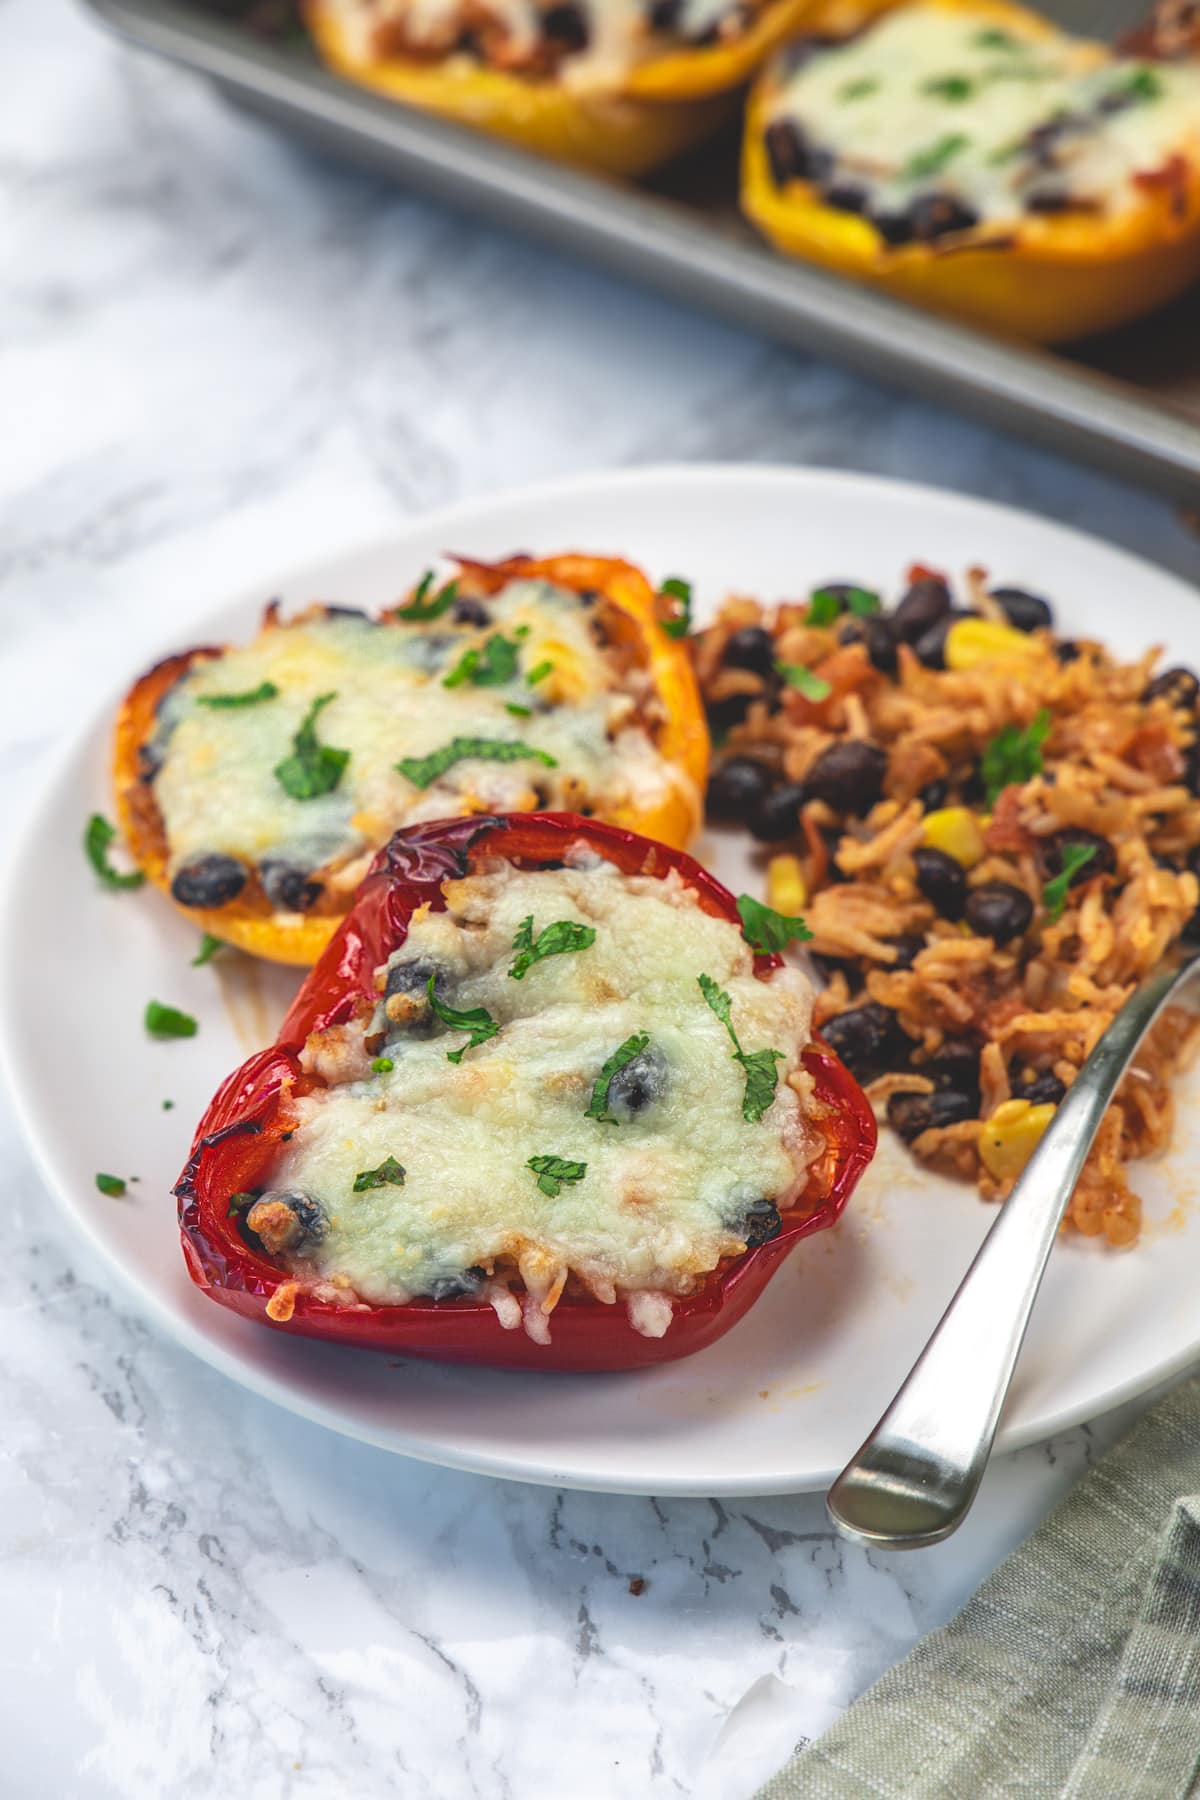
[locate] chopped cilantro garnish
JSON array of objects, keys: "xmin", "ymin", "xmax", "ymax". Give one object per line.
[
  {"xmin": 196, "ymin": 681, "xmax": 279, "ymax": 708},
  {"xmin": 144, "ymin": 1000, "xmax": 198, "ymax": 1039},
  {"xmin": 426, "ymin": 974, "xmax": 500, "ymax": 1063},
  {"xmin": 371, "ymin": 1056, "xmax": 394, "ymax": 1074},
  {"xmin": 846, "ymin": 587, "xmax": 881, "ymax": 617},
  {"xmin": 839, "ymin": 76, "xmax": 880, "ymax": 100},
  {"xmin": 981, "ymin": 708, "xmax": 1052, "ymax": 806},
  {"xmin": 1043, "ymin": 844, "xmax": 1098, "ymax": 922},
  {"xmin": 396, "ymin": 736, "xmax": 557, "ymax": 790},
  {"xmin": 393, "ymin": 571, "xmax": 459, "ymax": 621},
  {"xmin": 505, "ymin": 703, "xmax": 533, "ymax": 719},
  {"xmin": 585, "ymin": 1033, "xmax": 651, "ymax": 1125},
  {"xmin": 808, "ymin": 589, "xmax": 841, "ymax": 626},
  {"xmin": 776, "ymin": 661, "xmax": 833, "ymax": 702},
  {"xmin": 527, "ymin": 1155, "xmax": 587, "ymax": 1198},
  {"xmin": 352, "ymin": 1156, "xmax": 406, "ymax": 1192},
  {"xmin": 443, "ymin": 633, "xmax": 520, "ymax": 690},
  {"xmin": 923, "ymin": 74, "xmax": 974, "ymax": 102},
  {"xmin": 95, "ymin": 1173, "xmax": 127, "ymax": 1197},
  {"xmin": 509, "ymin": 916, "xmax": 596, "ymax": 981},
  {"xmin": 736, "ymin": 894, "xmax": 813, "ymax": 955},
  {"xmin": 525, "ymin": 660, "xmax": 554, "ymax": 688},
  {"xmin": 84, "ymin": 813, "xmax": 145, "ymax": 892},
  {"xmin": 191, "ymin": 932, "xmax": 225, "ymax": 967},
  {"xmin": 904, "ymin": 133, "xmax": 970, "ymax": 180},
  {"xmin": 660, "ymin": 576, "xmax": 693, "ymax": 640},
  {"xmin": 973, "ymin": 26, "xmax": 1019, "ymax": 49},
  {"xmin": 697, "ymin": 973, "xmax": 784, "ymax": 1124},
  {"xmin": 162, "ymin": 1099, "xmax": 174, "ymax": 1111},
  {"xmin": 1105, "ymin": 66, "xmax": 1163, "ymax": 107},
  {"xmin": 274, "ymin": 692, "xmax": 349, "ymax": 801}
]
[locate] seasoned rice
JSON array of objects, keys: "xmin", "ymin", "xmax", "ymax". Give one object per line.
[{"xmin": 692, "ymin": 566, "xmax": 1200, "ymax": 1247}]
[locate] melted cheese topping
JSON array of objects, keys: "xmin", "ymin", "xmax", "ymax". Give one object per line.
[
  {"xmin": 258, "ymin": 857, "xmax": 820, "ymax": 1340},
  {"xmin": 329, "ymin": 0, "xmax": 748, "ymax": 92},
  {"xmin": 768, "ymin": 7, "xmax": 1200, "ymax": 225},
  {"xmin": 152, "ymin": 579, "xmax": 680, "ymax": 889}
]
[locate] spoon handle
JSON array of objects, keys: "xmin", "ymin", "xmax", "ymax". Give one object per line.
[{"xmin": 826, "ymin": 953, "xmax": 1200, "ymax": 1550}]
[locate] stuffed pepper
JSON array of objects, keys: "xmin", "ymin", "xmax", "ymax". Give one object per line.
[
  {"xmin": 303, "ymin": 0, "xmax": 841, "ymax": 175},
  {"xmin": 175, "ymin": 813, "xmax": 875, "ymax": 1369},
  {"xmin": 742, "ymin": 0, "xmax": 1200, "ymax": 341},
  {"xmin": 114, "ymin": 552, "xmax": 708, "ymax": 965}
]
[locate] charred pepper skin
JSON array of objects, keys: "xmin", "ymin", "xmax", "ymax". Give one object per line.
[{"xmin": 175, "ymin": 812, "xmax": 876, "ymax": 1371}]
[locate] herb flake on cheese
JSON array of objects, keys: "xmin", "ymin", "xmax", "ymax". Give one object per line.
[
  {"xmin": 196, "ymin": 681, "xmax": 279, "ymax": 709},
  {"xmin": 508, "ymin": 916, "xmax": 597, "ymax": 981},
  {"xmin": 527, "ymin": 1155, "xmax": 587, "ymax": 1198},
  {"xmin": 274, "ymin": 692, "xmax": 350, "ymax": 801},
  {"xmin": 353, "ymin": 1156, "xmax": 407, "ymax": 1192},
  {"xmin": 697, "ymin": 973, "xmax": 785, "ymax": 1124},
  {"xmin": 396, "ymin": 736, "xmax": 557, "ymax": 790},
  {"xmin": 585, "ymin": 1033, "xmax": 651, "ymax": 1125},
  {"xmin": 426, "ymin": 974, "xmax": 500, "ymax": 1063}
]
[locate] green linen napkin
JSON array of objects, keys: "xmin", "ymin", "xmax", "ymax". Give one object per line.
[{"xmin": 758, "ymin": 1377, "xmax": 1200, "ymax": 1799}]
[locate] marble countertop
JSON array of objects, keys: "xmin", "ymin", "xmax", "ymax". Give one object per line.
[{"xmin": 4, "ymin": 3, "xmax": 1199, "ymax": 1794}]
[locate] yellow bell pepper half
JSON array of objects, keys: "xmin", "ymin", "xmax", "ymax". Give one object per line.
[{"xmin": 741, "ymin": 0, "xmax": 1200, "ymax": 343}]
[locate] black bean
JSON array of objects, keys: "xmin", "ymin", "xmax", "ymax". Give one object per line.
[
  {"xmin": 749, "ymin": 781, "xmax": 808, "ymax": 842},
  {"xmin": 322, "ymin": 605, "xmax": 370, "ymax": 621},
  {"xmin": 924, "ymin": 1035, "xmax": 980, "ymax": 1095},
  {"xmin": 887, "ymin": 1088, "xmax": 978, "ymax": 1142},
  {"xmin": 1041, "ymin": 828, "xmax": 1116, "ymax": 883},
  {"xmin": 372, "ymin": 956, "xmax": 452, "ymax": 1044},
  {"xmin": 722, "ymin": 626, "xmax": 776, "ymax": 677},
  {"xmin": 707, "ymin": 757, "xmax": 775, "ymax": 821},
  {"xmin": 732, "ymin": 1199, "xmax": 783, "ymax": 1248},
  {"xmin": 1144, "ymin": 667, "xmax": 1200, "ymax": 709},
  {"xmin": 892, "ymin": 576, "xmax": 952, "ymax": 643},
  {"xmin": 912, "ymin": 612, "xmax": 968, "ymax": 670},
  {"xmin": 823, "ymin": 181, "xmax": 870, "ymax": 215},
  {"xmin": 804, "ymin": 740, "xmax": 887, "ymax": 815},
  {"xmin": 606, "ymin": 1043, "xmax": 669, "ymax": 1119},
  {"xmin": 647, "ymin": 0, "xmax": 679, "ymax": 26},
  {"xmin": 908, "ymin": 194, "xmax": 980, "ymax": 241},
  {"xmin": 989, "ymin": 586, "xmax": 1054, "ymax": 632},
  {"xmin": 542, "ymin": 1, "xmax": 588, "ymax": 47},
  {"xmin": 811, "ymin": 951, "xmax": 861, "ymax": 986},
  {"xmin": 1055, "ymin": 640, "xmax": 1082, "ymax": 665},
  {"xmin": 820, "ymin": 1002, "xmax": 905, "ymax": 1078},
  {"xmin": 917, "ymin": 778, "xmax": 950, "ymax": 813},
  {"xmin": 861, "ymin": 615, "xmax": 900, "ymax": 675},
  {"xmin": 873, "ymin": 209, "xmax": 918, "ymax": 247},
  {"xmin": 260, "ymin": 861, "xmax": 322, "ymax": 913},
  {"xmin": 452, "ymin": 597, "xmax": 491, "ymax": 628},
  {"xmin": 706, "ymin": 692, "xmax": 754, "ymax": 734},
  {"xmin": 171, "ymin": 854, "xmax": 248, "ymax": 909},
  {"xmin": 1011, "ymin": 1068, "xmax": 1066, "ymax": 1106},
  {"xmin": 386, "ymin": 956, "xmax": 448, "ymax": 1004},
  {"xmin": 775, "ymin": 31, "xmax": 839, "ymax": 75},
  {"xmin": 964, "ymin": 880, "xmax": 1034, "ymax": 946},
  {"xmin": 913, "ymin": 847, "xmax": 967, "ymax": 920},
  {"xmin": 290, "ymin": 1195, "xmax": 328, "ymax": 1243},
  {"xmin": 427, "ymin": 1266, "xmax": 487, "ymax": 1303},
  {"xmin": 1185, "ymin": 845, "xmax": 1200, "ymax": 880},
  {"xmin": 765, "ymin": 119, "xmax": 813, "ymax": 187},
  {"xmin": 888, "ymin": 933, "xmax": 926, "ymax": 970}
]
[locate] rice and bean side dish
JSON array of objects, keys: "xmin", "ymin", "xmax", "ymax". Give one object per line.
[{"xmin": 690, "ymin": 566, "xmax": 1200, "ymax": 1246}]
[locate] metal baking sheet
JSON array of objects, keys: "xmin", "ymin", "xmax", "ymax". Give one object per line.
[{"xmin": 84, "ymin": 0, "xmax": 1200, "ymax": 503}]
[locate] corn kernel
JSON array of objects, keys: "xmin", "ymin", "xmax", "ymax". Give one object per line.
[
  {"xmin": 922, "ymin": 806, "xmax": 986, "ymax": 868},
  {"xmin": 945, "ymin": 618, "xmax": 1043, "ymax": 670},
  {"xmin": 979, "ymin": 1098, "xmax": 1055, "ymax": 1183},
  {"xmin": 767, "ymin": 854, "xmax": 807, "ymax": 915}
]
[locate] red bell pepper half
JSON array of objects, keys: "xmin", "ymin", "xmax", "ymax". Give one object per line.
[{"xmin": 176, "ymin": 813, "xmax": 877, "ymax": 1370}]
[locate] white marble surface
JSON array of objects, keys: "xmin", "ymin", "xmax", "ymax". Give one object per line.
[{"xmin": 3, "ymin": 2, "xmax": 1200, "ymax": 1794}]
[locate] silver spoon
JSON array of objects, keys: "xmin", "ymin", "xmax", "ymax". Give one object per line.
[{"xmin": 827, "ymin": 951, "xmax": 1200, "ymax": 1550}]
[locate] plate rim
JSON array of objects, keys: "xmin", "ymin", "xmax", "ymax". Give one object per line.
[{"xmin": 4, "ymin": 460, "xmax": 1199, "ymax": 1496}]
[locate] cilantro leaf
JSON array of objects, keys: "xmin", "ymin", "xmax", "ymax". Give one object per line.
[
  {"xmin": 660, "ymin": 576, "xmax": 693, "ymax": 640},
  {"xmin": 426, "ymin": 974, "xmax": 500, "ymax": 1063},
  {"xmin": 776, "ymin": 661, "xmax": 833, "ymax": 702},
  {"xmin": 973, "ymin": 25, "xmax": 1018, "ymax": 48},
  {"xmin": 525, "ymin": 660, "xmax": 554, "ymax": 688},
  {"xmin": 904, "ymin": 133, "xmax": 970, "ymax": 180},
  {"xmin": 838, "ymin": 76, "xmax": 879, "ymax": 101},
  {"xmin": 352, "ymin": 1156, "xmax": 406, "ymax": 1192},
  {"xmin": 808, "ymin": 585, "xmax": 880, "ymax": 625},
  {"xmin": 84, "ymin": 813, "xmax": 146, "ymax": 892},
  {"xmin": 1043, "ymin": 843, "xmax": 1098, "ymax": 922},
  {"xmin": 144, "ymin": 1000, "xmax": 198, "ymax": 1039},
  {"xmin": 508, "ymin": 916, "xmax": 596, "ymax": 980},
  {"xmin": 923, "ymin": 74, "xmax": 974, "ymax": 102},
  {"xmin": 506, "ymin": 703, "xmax": 533, "ymax": 719},
  {"xmin": 443, "ymin": 633, "xmax": 520, "ymax": 690},
  {"xmin": 698, "ymin": 973, "xmax": 785, "ymax": 1122},
  {"xmin": 274, "ymin": 692, "xmax": 350, "ymax": 801},
  {"xmin": 981, "ymin": 708, "xmax": 1052, "ymax": 806},
  {"xmin": 196, "ymin": 681, "xmax": 279, "ymax": 709},
  {"xmin": 191, "ymin": 932, "xmax": 225, "ymax": 967},
  {"xmin": 371, "ymin": 1056, "xmax": 394, "ymax": 1074},
  {"xmin": 393, "ymin": 571, "xmax": 459, "ymax": 621},
  {"xmin": 1104, "ymin": 66, "xmax": 1163, "ymax": 108},
  {"xmin": 527, "ymin": 1155, "xmax": 587, "ymax": 1198},
  {"xmin": 95, "ymin": 1173, "xmax": 127, "ymax": 1197},
  {"xmin": 585, "ymin": 1032, "xmax": 651, "ymax": 1125},
  {"xmin": 736, "ymin": 894, "xmax": 813, "ymax": 954},
  {"xmin": 396, "ymin": 736, "xmax": 557, "ymax": 790}
]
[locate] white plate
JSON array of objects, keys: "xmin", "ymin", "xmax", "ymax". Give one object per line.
[{"xmin": 4, "ymin": 464, "xmax": 1200, "ymax": 1497}]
